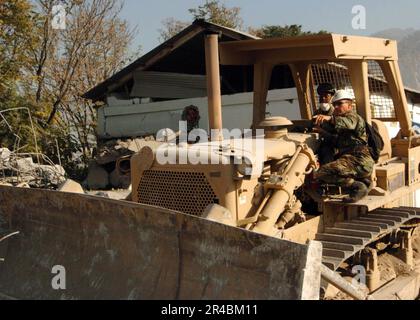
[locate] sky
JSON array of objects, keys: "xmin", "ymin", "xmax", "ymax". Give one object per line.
[{"xmin": 120, "ymin": 0, "xmax": 420, "ymax": 53}]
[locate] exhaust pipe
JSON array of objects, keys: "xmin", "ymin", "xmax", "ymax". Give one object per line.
[{"xmin": 204, "ymin": 33, "xmax": 223, "ymax": 142}]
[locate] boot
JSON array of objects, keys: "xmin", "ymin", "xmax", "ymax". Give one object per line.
[
  {"xmin": 359, "ymin": 178, "xmax": 373, "ymax": 190},
  {"xmin": 343, "ymin": 181, "xmax": 368, "ymax": 203},
  {"xmin": 340, "ymin": 178, "xmax": 355, "ymax": 195}
]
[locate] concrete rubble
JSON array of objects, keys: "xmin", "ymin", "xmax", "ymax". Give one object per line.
[
  {"xmin": 85, "ymin": 135, "xmax": 157, "ymax": 190},
  {"xmin": 86, "ymin": 189, "xmax": 132, "ymax": 200},
  {"xmin": 0, "ymin": 147, "xmax": 66, "ymax": 188},
  {"xmin": 58, "ymin": 179, "xmax": 85, "ymax": 194}
]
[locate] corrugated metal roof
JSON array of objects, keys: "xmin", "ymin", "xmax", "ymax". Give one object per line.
[{"xmin": 131, "ymin": 71, "xmax": 207, "ymax": 99}]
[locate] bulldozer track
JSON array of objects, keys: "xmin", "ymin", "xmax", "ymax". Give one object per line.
[{"xmin": 316, "ymin": 207, "xmax": 420, "ymax": 270}]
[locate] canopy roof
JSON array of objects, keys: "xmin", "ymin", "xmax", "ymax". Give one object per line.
[{"xmin": 219, "ymin": 34, "xmax": 399, "ymax": 66}]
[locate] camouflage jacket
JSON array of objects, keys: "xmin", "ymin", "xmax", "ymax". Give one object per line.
[{"xmin": 322, "ymin": 110, "xmax": 368, "ymax": 152}]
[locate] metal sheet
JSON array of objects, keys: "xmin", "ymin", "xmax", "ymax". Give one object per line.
[{"xmin": 131, "ymin": 71, "xmax": 207, "ymax": 99}]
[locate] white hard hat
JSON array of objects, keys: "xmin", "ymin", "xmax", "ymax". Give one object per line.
[{"xmin": 332, "ymin": 90, "xmax": 354, "ymax": 104}]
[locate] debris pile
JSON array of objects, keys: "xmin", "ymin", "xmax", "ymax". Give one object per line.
[
  {"xmin": 0, "ymin": 147, "xmax": 66, "ymax": 188},
  {"xmin": 86, "ymin": 135, "xmax": 160, "ymax": 190},
  {"xmin": 0, "ymin": 107, "xmax": 67, "ymax": 189}
]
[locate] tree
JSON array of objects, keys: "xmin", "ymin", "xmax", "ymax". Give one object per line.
[
  {"xmin": 0, "ymin": 0, "xmax": 39, "ymax": 152},
  {"xmin": 0, "ymin": 0, "xmax": 135, "ymax": 180},
  {"xmin": 55, "ymin": 15, "xmax": 134, "ymax": 170},
  {"xmin": 249, "ymin": 24, "xmax": 328, "ymax": 39},
  {"xmin": 36, "ymin": 0, "xmax": 134, "ymax": 178},
  {"xmin": 158, "ymin": 17, "xmax": 189, "ymax": 42},
  {"xmin": 188, "ymin": 0, "xmax": 243, "ymax": 30},
  {"xmin": 158, "ymin": 0, "xmax": 244, "ymax": 44},
  {"xmin": 0, "ymin": 0, "xmax": 37, "ymax": 98}
]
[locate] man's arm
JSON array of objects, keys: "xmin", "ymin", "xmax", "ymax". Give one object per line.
[{"xmin": 334, "ymin": 114, "xmax": 358, "ymax": 131}]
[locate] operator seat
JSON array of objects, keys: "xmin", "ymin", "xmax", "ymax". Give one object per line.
[
  {"xmin": 368, "ymin": 119, "xmax": 392, "ymax": 192},
  {"xmin": 372, "ymin": 119, "xmax": 392, "ymax": 164}
]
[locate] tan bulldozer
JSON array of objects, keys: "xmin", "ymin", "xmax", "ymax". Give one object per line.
[{"xmin": 1, "ymin": 33, "xmax": 420, "ymax": 300}]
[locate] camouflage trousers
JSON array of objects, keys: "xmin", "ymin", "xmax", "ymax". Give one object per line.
[{"xmin": 314, "ymin": 146, "xmax": 375, "ymax": 186}]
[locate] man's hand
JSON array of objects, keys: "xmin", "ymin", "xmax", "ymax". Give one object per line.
[{"xmin": 314, "ymin": 115, "xmax": 332, "ymax": 126}]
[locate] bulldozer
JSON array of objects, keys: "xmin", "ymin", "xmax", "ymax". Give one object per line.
[
  {"xmin": 130, "ymin": 33, "xmax": 420, "ymax": 298},
  {"xmin": 1, "ymin": 33, "xmax": 420, "ymax": 300}
]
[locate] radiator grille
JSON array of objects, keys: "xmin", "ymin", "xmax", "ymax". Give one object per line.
[{"xmin": 137, "ymin": 170, "xmax": 218, "ymax": 215}]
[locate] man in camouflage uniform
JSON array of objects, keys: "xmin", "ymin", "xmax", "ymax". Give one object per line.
[
  {"xmin": 313, "ymin": 90, "xmax": 375, "ymax": 203},
  {"xmin": 313, "ymin": 83, "xmax": 335, "ymax": 116}
]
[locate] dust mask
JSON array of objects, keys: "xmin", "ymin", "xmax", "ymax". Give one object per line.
[{"xmin": 319, "ymin": 103, "xmax": 331, "ymax": 112}]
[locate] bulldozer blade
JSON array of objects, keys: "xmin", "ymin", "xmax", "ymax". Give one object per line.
[{"xmin": 0, "ymin": 186, "xmax": 322, "ymax": 300}]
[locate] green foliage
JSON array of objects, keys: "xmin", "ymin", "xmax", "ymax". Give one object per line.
[
  {"xmin": 0, "ymin": 0, "xmax": 37, "ymax": 96},
  {"xmin": 188, "ymin": 0, "xmax": 243, "ymax": 29},
  {"xmin": 0, "ymin": 0, "xmax": 43, "ymax": 155},
  {"xmin": 0, "ymin": 91, "xmax": 40, "ymax": 154},
  {"xmin": 0, "ymin": 0, "xmax": 133, "ymax": 183},
  {"xmin": 250, "ymin": 24, "xmax": 329, "ymax": 39}
]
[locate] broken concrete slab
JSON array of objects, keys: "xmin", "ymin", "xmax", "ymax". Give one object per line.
[
  {"xmin": 96, "ymin": 136, "xmax": 158, "ymax": 165},
  {"xmin": 128, "ymin": 140, "xmax": 162, "ymax": 153},
  {"xmin": 16, "ymin": 157, "xmax": 34, "ymax": 173},
  {"xmin": 58, "ymin": 179, "xmax": 85, "ymax": 194},
  {"xmin": 38, "ymin": 165, "xmax": 66, "ymax": 186},
  {"xmin": 96, "ymin": 149, "xmax": 133, "ymax": 165},
  {"xmin": 16, "ymin": 182, "xmax": 30, "ymax": 188},
  {"xmin": 87, "ymin": 189, "xmax": 132, "ymax": 200},
  {"xmin": 96, "ymin": 139, "xmax": 133, "ymax": 165},
  {"xmin": 0, "ymin": 148, "xmax": 11, "ymax": 165}
]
